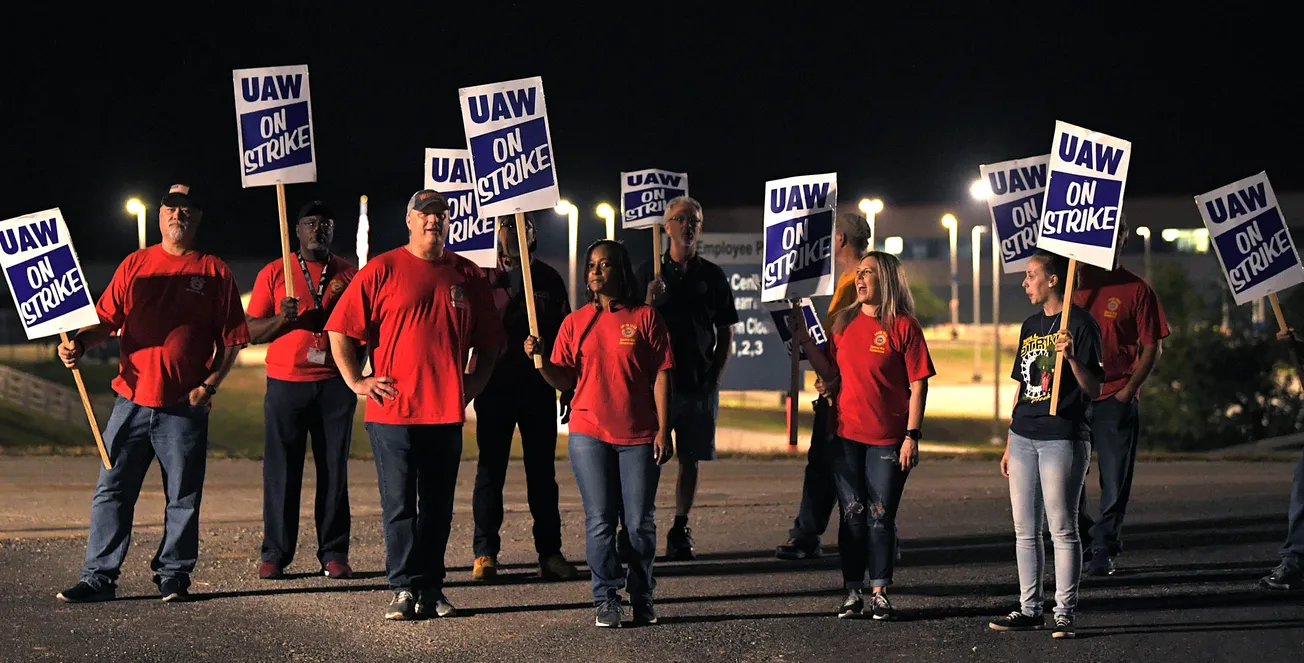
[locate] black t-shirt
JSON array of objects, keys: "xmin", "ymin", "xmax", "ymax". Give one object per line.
[
  {"xmin": 481, "ymin": 258, "xmax": 571, "ymax": 397},
  {"xmin": 1010, "ymin": 304, "xmax": 1104, "ymax": 442},
  {"xmin": 635, "ymin": 253, "xmax": 740, "ymax": 395}
]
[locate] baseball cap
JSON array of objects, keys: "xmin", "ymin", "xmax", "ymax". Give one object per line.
[
  {"xmin": 406, "ymin": 189, "xmax": 449, "ymax": 215},
  {"xmin": 159, "ymin": 183, "xmax": 200, "ymax": 210},
  {"xmin": 297, "ymin": 200, "xmax": 335, "ymax": 221}
]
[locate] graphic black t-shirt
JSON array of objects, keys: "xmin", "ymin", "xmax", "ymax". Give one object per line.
[{"xmin": 1009, "ymin": 304, "xmax": 1104, "ymax": 442}]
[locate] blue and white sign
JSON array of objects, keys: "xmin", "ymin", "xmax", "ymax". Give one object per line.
[
  {"xmin": 0, "ymin": 208, "xmax": 99, "ymax": 339},
  {"xmin": 979, "ymin": 155, "xmax": 1049, "ymax": 274},
  {"xmin": 426, "ymin": 148, "xmax": 496, "ymax": 268},
  {"xmin": 232, "ymin": 64, "xmax": 317, "ymax": 188},
  {"xmin": 765, "ymin": 299, "xmax": 828, "ymax": 370},
  {"xmin": 1195, "ymin": 172, "xmax": 1303, "ymax": 306},
  {"xmin": 458, "ymin": 76, "xmax": 560, "ymax": 219},
  {"xmin": 621, "ymin": 169, "xmax": 689, "ymax": 229},
  {"xmin": 1035, "ymin": 121, "xmax": 1131, "ymax": 270},
  {"xmin": 761, "ymin": 173, "xmax": 837, "ymax": 302}
]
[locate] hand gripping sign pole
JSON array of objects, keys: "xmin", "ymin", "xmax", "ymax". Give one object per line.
[
  {"xmin": 514, "ymin": 212, "xmax": 544, "ymax": 369},
  {"xmin": 1047, "ymin": 259, "xmax": 1077, "ymax": 417},
  {"xmin": 276, "ymin": 183, "xmax": 294, "ymax": 299}
]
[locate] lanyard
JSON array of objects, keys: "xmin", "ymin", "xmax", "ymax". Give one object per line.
[{"xmin": 296, "ymin": 252, "xmax": 331, "ymax": 310}]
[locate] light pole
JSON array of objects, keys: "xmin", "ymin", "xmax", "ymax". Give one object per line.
[
  {"xmin": 971, "ymin": 225, "xmax": 986, "ymax": 383},
  {"xmin": 356, "ymin": 195, "xmax": 370, "ymax": 268},
  {"xmin": 970, "ymin": 179, "xmax": 1003, "ymax": 443},
  {"xmin": 556, "ymin": 200, "xmax": 579, "ymax": 310},
  {"xmin": 1135, "ymin": 226, "xmax": 1151, "ymax": 282},
  {"xmin": 596, "ymin": 202, "xmax": 615, "ymax": 241},
  {"xmin": 942, "ymin": 214, "xmax": 959, "ymax": 339},
  {"xmin": 858, "ymin": 198, "xmax": 884, "ymax": 251},
  {"xmin": 126, "ymin": 199, "xmax": 146, "ymax": 250}
]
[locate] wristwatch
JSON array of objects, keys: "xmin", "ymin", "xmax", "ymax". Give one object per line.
[
  {"xmin": 905, "ymin": 429, "xmax": 922, "ymax": 442},
  {"xmin": 201, "ymin": 383, "xmax": 218, "ymax": 396}
]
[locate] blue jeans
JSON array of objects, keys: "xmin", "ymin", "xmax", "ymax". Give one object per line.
[
  {"xmin": 669, "ymin": 389, "xmax": 720, "ymax": 462},
  {"xmin": 831, "ymin": 438, "xmax": 907, "ymax": 589},
  {"xmin": 1007, "ymin": 431, "xmax": 1090, "ymax": 618},
  {"xmin": 366, "ymin": 423, "xmax": 463, "ymax": 592},
  {"xmin": 1280, "ymin": 447, "xmax": 1304, "ymax": 567},
  {"xmin": 80, "ymin": 396, "xmax": 210, "ymax": 591},
  {"xmin": 568, "ymin": 433, "xmax": 661, "ymax": 603}
]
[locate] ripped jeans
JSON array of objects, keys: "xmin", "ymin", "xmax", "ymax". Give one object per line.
[{"xmin": 831, "ymin": 437, "xmax": 908, "ymax": 590}]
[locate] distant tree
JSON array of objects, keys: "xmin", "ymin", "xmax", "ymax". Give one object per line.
[{"xmin": 911, "ymin": 284, "xmax": 948, "ymax": 326}]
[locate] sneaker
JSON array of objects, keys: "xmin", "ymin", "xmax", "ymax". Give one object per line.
[
  {"xmin": 775, "ymin": 538, "xmax": 822, "ymax": 561},
  {"xmin": 837, "ymin": 589, "xmax": 863, "ymax": 619},
  {"xmin": 416, "ymin": 590, "xmax": 458, "ymax": 618},
  {"xmin": 539, "ymin": 554, "xmax": 579, "ymax": 581},
  {"xmin": 1259, "ymin": 561, "xmax": 1304, "ymax": 591},
  {"xmin": 666, "ymin": 524, "xmax": 695, "ymax": 561},
  {"xmin": 1085, "ymin": 548, "xmax": 1115, "ymax": 577},
  {"xmin": 632, "ymin": 596, "xmax": 658, "ymax": 625},
  {"xmin": 56, "ymin": 581, "xmax": 115, "ymax": 603},
  {"xmin": 258, "ymin": 561, "xmax": 285, "ymax": 580},
  {"xmin": 989, "ymin": 610, "xmax": 1045, "ymax": 631},
  {"xmin": 472, "ymin": 556, "xmax": 497, "ymax": 582},
  {"xmin": 595, "ymin": 598, "xmax": 624, "ymax": 628},
  {"xmin": 384, "ymin": 590, "xmax": 419, "ymax": 621},
  {"xmin": 159, "ymin": 578, "xmax": 189, "ymax": 603},
  {"xmin": 323, "ymin": 560, "xmax": 352, "ymax": 580},
  {"xmin": 1052, "ymin": 615, "xmax": 1076, "ymax": 639},
  {"xmin": 616, "ymin": 529, "xmax": 632, "ymax": 563},
  {"xmin": 868, "ymin": 591, "xmax": 896, "ymax": 621}
]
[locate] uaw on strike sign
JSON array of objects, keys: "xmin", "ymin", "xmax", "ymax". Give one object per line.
[
  {"xmin": 232, "ymin": 65, "xmax": 317, "ymax": 187},
  {"xmin": 1196, "ymin": 172, "xmax": 1304, "ymax": 306},
  {"xmin": 621, "ymin": 169, "xmax": 688, "ymax": 229},
  {"xmin": 0, "ymin": 209, "xmax": 99, "ymax": 339},
  {"xmin": 458, "ymin": 76, "xmax": 560, "ymax": 218},
  {"xmin": 426, "ymin": 148, "xmax": 496, "ymax": 268}
]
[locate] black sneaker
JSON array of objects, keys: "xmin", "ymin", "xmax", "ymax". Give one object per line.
[
  {"xmin": 56, "ymin": 582, "xmax": 115, "ymax": 603},
  {"xmin": 595, "ymin": 598, "xmax": 624, "ymax": 628},
  {"xmin": 989, "ymin": 610, "xmax": 1045, "ymax": 631},
  {"xmin": 632, "ymin": 597, "xmax": 658, "ymax": 625},
  {"xmin": 775, "ymin": 538, "xmax": 822, "ymax": 560},
  {"xmin": 1085, "ymin": 548, "xmax": 1115, "ymax": 577},
  {"xmin": 837, "ymin": 589, "xmax": 863, "ymax": 619},
  {"xmin": 666, "ymin": 525, "xmax": 695, "ymax": 561},
  {"xmin": 868, "ymin": 591, "xmax": 896, "ymax": 620},
  {"xmin": 1052, "ymin": 615, "xmax": 1076, "ymax": 639},
  {"xmin": 159, "ymin": 578, "xmax": 189, "ymax": 603},
  {"xmin": 384, "ymin": 590, "xmax": 419, "ymax": 621},
  {"xmin": 1259, "ymin": 562, "xmax": 1304, "ymax": 591},
  {"xmin": 616, "ymin": 529, "xmax": 632, "ymax": 563},
  {"xmin": 416, "ymin": 590, "xmax": 458, "ymax": 618}
]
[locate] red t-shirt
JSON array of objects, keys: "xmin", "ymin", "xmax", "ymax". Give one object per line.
[
  {"xmin": 324, "ymin": 247, "xmax": 504, "ymax": 425},
  {"xmin": 831, "ymin": 312, "xmax": 936, "ymax": 446},
  {"xmin": 246, "ymin": 254, "xmax": 359, "ymax": 382},
  {"xmin": 1072, "ymin": 266, "xmax": 1170, "ymax": 401},
  {"xmin": 95, "ymin": 246, "xmax": 251, "ymax": 407},
  {"xmin": 551, "ymin": 302, "xmax": 674, "ymax": 445}
]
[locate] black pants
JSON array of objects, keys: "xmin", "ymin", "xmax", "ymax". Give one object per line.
[
  {"xmin": 788, "ymin": 398, "xmax": 837, "ymax": 545},
  {"xmin": 1079, "ymin": 396, "xmax": 1141, "ymax": 556},
  {"xmin": 261, "ymin": 377, "xmax": 356, "ymax": 567},
  {"xmin": 472, "ymin": 389, "xmax": 562, "ymax": 560},
  {"xmin": 366, "ymin": 423, "xmax": 463, "ymax": 592}
]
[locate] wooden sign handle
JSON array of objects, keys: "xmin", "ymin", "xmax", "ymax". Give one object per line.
[
  {"xmin": 1048, "ymin": 258, "xmax": 1077, "ymax": 417},
  {"xmin": 516, "ymin": 212, "xmax": 543, "ymax": 369},
  {"xmin": 1270, "ymin": 293, "xmax": 1289, "ymax": 334},
  {"xmin": 61, "ymin": 332, "xmax": 111, "ymax": 470},
  {"xmin": 788, "ymin": 300, "xmax": 801, "ymax": 447},
  {"xmin": 652, "ymin": 223, "xmax": 663, "ymax": 279},
  {"xmin": 277, "ymin": 182, "xmax": 295, "ymax": 299}
]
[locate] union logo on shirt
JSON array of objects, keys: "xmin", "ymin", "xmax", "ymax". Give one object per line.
[
  {"xmin": 450, "ymin": 284, "xmax": 466, "ymax": 309},
  {"xmin": 619, "ymin": 323, "xmax": 637, "ymax": 346},
  {"xmin": 1103, "ymin": 297, "xmax": 1121, "ymax": 319},
  {"xmin": 186, "ymin": 276, "xmax": 206, "ymax": 295},
  {"xmin": 329, "ymin": 280, "xmax": 345, "ymax": 294},
  {"xmin": 870, "ymin": 330, "xmax": 888, "ymax": 354}
]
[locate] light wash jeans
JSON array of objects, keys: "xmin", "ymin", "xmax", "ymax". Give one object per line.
[{"xmin": 1007, "ymin": 430, "xmax": 1089, "ymax": 618}]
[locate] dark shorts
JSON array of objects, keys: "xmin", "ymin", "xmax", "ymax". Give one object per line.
[{"xmin": 670, "ymin": 390, "xmax": 720, "ymax": 462}]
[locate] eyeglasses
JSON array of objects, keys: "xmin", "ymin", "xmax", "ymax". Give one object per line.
[
  {"xmin": 299, "ymin": 217, "xmax": 334, "ymax": 229},
  {"xmin": 666, "ymin": 215, "xmax": 701, "ymax": 226}
]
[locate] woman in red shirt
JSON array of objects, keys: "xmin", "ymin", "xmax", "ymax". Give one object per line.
[
  {"xmin": 792, "ymin": 251, "xmax": 936, "ymax": 621},
  {"xmin": 524, "ymin": 240, "xmax": 674, "ymax": 629}
]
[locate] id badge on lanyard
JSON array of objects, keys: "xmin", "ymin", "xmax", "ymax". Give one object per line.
[{"xmin": 298, "ymin": 253, "xmax": 332, "ymax": 365}]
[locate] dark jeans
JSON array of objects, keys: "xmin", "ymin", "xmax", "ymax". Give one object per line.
[
  {"xmin": 80, "ymin": 396, "xmax": 209, "ymax": 591},
  {"xmin": 1280, "ymin": 447, "xmax": 1304, "ymax": 567},
  {"xmin": 831, "ymin": 437, "xmax": 907, "ymax": 589},
  {"xmin": 366, "ymin": 423, "xmax": 463, "ymax": 592},
  {"xmin": 1079, "ymin": 396, "xmax": 1140, "ymax": 556},
  {"xmin": 788, "ymin": 397, "xmax": 836, "ymax": 545},
  {"xmin": 568, "ymin": 433, "xmax": 660, "ymax": 604},
  {"xmin": 261, "ymin": 376, "xmax": 356, "ymax": 567},
  {"xmin": 472, "ymin": 389, "xmax": 562, "ymax": 560}
]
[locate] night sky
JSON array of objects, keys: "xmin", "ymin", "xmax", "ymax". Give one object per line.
[{"xmin": 2, "ymin": 7, "xmax": 1297, "ymax": 262}]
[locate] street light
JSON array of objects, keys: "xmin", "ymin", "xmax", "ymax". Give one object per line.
[
  {"xmin": 971, "ymin": 225, "xmax": 986, "ymax": 383},
  {"xmin": 969, "ymin": 178, "xmax": 1001, "ymax": 442},
  {"xmin": 942, "ymin": 214, "xmax": 959, "ymax": 339},
  {"xmin": 858, "ymin": 198, "xmax": 884, "ymax": 251},
  {"xmin": 125, "ymin": 198, "xmax": 146, "ymax": 250},
  {"xmin": 357, "ymin": 195, "xmax": 370, "ymax": 269},
  {"xmin": 596, "ymin": 202, "xmax": 615, "ymax": 241},
  {"xmin": 1135, "ymin": 226, "xmax": 1151, "ymax": 282},
  {"xmin": 555, "ymin": 200, "xmax": 579, "ymax": 310},
  {"xmin": 970, "ymin": 179, "xmax": 991, "ymax": 201}
]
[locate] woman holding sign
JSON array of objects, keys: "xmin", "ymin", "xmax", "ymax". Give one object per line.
[
  {"xmin": 790, "ymin": 251, "xmax": 935, "ymax": 621},
  {"xmin": 989, "ymin": 250, "xmax": 1103, "ymax": 640},
  {"xmin": 524, "ymin": 239, "xmax": 674, "ymax": 628}
]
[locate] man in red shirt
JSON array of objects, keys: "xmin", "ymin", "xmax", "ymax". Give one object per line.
[
  {"xmin": 1072, "ymin": 214, "xmax": 1170, "ymax": 576},
  {"xmin": 54, "ymin": 184, "xmax": 250, "ymax": 604},
  {"xmin": 325, "ymin": 189, "xmax": 504, "ymax": 621},
  {"xmin": 245, "ymin": 201, "xmax": 360, "ymax": 582}
]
